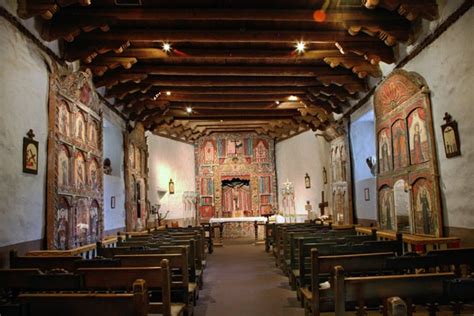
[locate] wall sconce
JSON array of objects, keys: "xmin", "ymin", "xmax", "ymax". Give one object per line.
[
  {"xmin": 304, "ymin": 173, "xmax": 311, "ymax": 189},
  {"xmin": 169, "ymin": 178, "xmax": 175, "ymax": 194}
]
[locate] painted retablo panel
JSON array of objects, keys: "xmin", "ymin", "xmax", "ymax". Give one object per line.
[
  {"xmin": 46, "ymin": 69, "xmax": 104, "ymax": 249},
  {"xmin": 374, "ymin": 70, "xmax": 442, "ymax": 236}
]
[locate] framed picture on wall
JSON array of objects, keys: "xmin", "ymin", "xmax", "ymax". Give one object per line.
[
  {"xmin": 23, "ymin": 130, "xmax": 39, "ymax": 174},
  {"xmin": 364, "ymin": 188, "xmax": 370, "ymax": 201},
  {"xmin": 111, "ymin": 196, "xmax": 116, "ymax": 209},
  {"xmin": 441, "ymin": 113, "xmax": 461, "ymax": 158}
]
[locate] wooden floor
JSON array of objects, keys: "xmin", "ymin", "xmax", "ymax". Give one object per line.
[{"xmin": 194, "ymin": 239, "xmax": 305, "ymax": 316}]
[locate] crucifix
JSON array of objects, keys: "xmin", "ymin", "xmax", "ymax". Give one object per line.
[{"xmin": 318, "ymin": 191, "xmax": 328, "ymax": 216}]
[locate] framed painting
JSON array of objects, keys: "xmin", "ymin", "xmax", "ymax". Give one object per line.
[
  {"xmin": 23, "ymin": 132, "xmax": 39, "ymax": 174},
  {"xmin": 441, "ymin": 113, "xmax": 461, "ymax": 158}
]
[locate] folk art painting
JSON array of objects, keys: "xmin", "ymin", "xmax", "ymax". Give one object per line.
[
  {"xmin": 195, "ymin": 133, "xmax": 276, "ymax": 219},
  {"xmin": 374, "ymin": 70, "xmax": 443, "ymax": 236},
  {"xmin": 23, "ymin": 130, "xmax": 39, "ymax": 175},
  {"xmin": 46, "ymin": 69, "xmax": 104, "ymax": 249}
]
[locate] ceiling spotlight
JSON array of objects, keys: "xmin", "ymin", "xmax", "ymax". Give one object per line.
[
  {"xmin": 186, "ymin": 106, "xmax": 193, "ymax": 114},
  {"xmin": 162, "ymin": 42, "xmax": 171, "ymax": 52},
  {"xmin": 166, "ymin": 91, "xmax": 171, "ymax": 96},
  {"xmin": 295, "ymin": 41, "xmax": 306, "ymax": 54},
  {"xmin": 288, "ymin": 95, "xmax": 299, "ymax": 101},
  {"xmin": 275, "ymin": 101, "xmax": 280, "ymax": 105}
]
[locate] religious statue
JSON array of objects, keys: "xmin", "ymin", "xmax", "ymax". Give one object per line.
[{"xmin": 305, "ymin": 201, "xmax": 313, "ymax": 220}]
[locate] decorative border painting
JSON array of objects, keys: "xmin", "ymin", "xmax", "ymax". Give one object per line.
[{"xmin": 374, "ymin": 70, "xmax": 443, "ymax": 236}]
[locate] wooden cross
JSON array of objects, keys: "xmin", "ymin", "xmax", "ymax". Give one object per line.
[{"xmin": 318, "ymin": 191, "xmax": 328, "ymax": 216}]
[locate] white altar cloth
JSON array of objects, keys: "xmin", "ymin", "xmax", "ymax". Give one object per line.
[{"xmin": 209, "ymin": 216, "xmax": 267, "ymax": 223}]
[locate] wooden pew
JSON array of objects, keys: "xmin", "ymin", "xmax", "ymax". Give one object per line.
[
  {"xmin": 78, "ymin": 259, "xmax": 184, "ymax": 316},
  {"xmin": 304, "ymin": 249, "xmax": 394, "ymax": 315},
  {"xmin": 333, "ymin": 266, "xmax": 455, "ymax": 316},
  {"xmin": 10, "ymin": 250, "xmax": 81, "ymax": 271},
  {"xmin": 116, "ymin": 252, "xmax": 196, "ymax": 315},
  {"xmin": 17, "ymin": 279, "xmax": 148, "ymax": 316}
]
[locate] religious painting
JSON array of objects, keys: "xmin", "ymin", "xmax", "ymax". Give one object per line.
[
  {"xmin": 391, "ymin": 119, "xmax": 409, "ymax": 170},
  {"xmin": 135, "ymin": 147, "xmax": 141, "ymax": 172},
  {"xmin": 378, "ymin": 186, "xmax": 395, "ymax": 230},
  {"xmin": 202, "ymin": 140, "xmax": 216, "ymax": 164},
  {"xmin": 75, "ymin": 198, "xmax": 90, "ymax": 246},
  {"xmin": 412, "ymin": 178, "xmax": 436, "ymax": 235},
  {"xmin": 333, "ymin": 187, "xmax": 346, "ymax": 224},
  {"xmin": 74, "ymin": 152, "xmax": 86, "ymax": 189},
  {"xmin": 408, "ymin": 108, "xmax": 429, "ymax": 165},
  {"xmin": 378, "ymin": 128, "xmax": 392, "ymax": 174},
  {"xmin": 89, "ymin": 200, "xmax": 100, "ymax": 241},
  {"xmin": 88, "ymin": 120, "xmax": 98, "ymax": 148},
  {"xmin": 57, "ymin": 145, "xmax": 70, "ymax": 188},
  {"xmin": 58, "ymin": 100, "xmax": 70, "ymax": 137},
  {"xmin": 393, "ymin": 179, "xmax": 411, "ymax": 233},
  {"xmin": 254, "ymin": 140, "xmax": 269, "ymax": 162},
  {"xmin": 129, "ymin": 143, "xmax": 135, "ymax": 170},
  {"xmin": 441, "ymin": 113, "xmax": 461, "ymax": 158},
  {"xmin": 75, "ymin": 112, "xmax": 86, "ymax": 142},
  {"xmin": 89, "ymin": 159, "xmax": 99, "ymax": 190},
  {"xmin": 340, "ymin": 145, "xmax": 347, "ymax": 181},
  {"xmin": 55, "ymin": 198, "xmax": 70, "ymax": 249},
  {"xmin": 23, "ymin": 134, "xmax": 38, "ymax": 174},
  {"xmin": 80, "ymin": 80, "xmax": 92, "ymax": 105}
]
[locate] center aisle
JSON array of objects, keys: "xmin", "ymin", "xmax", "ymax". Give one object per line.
[{"xmin": 194, "ymin": 240, "xmax": 305, "ymax": 316}]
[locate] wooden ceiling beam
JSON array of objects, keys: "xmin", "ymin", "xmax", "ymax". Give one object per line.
[
  {"xmin": 17, "ymin": 0, "xmax": 90, "ymax": 20},
  {"xmin": 94, "ymin": 64, "xmax": 353, "ymax": 78},
  {"xmin": 54, "ymin": 8, "xmax": 407, "ymax": 23},
  {"xmin": 160, "ymin": 94, "xmax": 306, "ymax": 103},
  {"xmin": 73, "ymin": 29, "xmax": 385, "ymax": 44}
]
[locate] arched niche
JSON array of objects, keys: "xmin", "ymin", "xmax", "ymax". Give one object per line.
[{"xmin": 393, "ymin": 179, "xmax": 412, "ymax": 233}]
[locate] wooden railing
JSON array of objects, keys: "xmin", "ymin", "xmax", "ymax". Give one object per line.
[{"xmin": 356, "ymin": 227, "xmax": 461, "ymax": 253}]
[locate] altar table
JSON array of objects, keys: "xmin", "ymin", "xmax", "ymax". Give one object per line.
[{"xmin": 209, "ymin": 217, "xmax": 268, "ymax": 242}]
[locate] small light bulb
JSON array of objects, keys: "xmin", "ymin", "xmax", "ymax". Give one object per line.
[
  {"xmin": 162, "ymin": 42, "xmax": 171, "ymax": 52},
  {"xmin": 295, "ymin": 41, "xmax": 306, "ymax": 54},
  {"xmin": 166, "ymin": 91, "xmax": 171, "ymax": 96},
  {"xmin": 288, "ymin": 95, "xmax": 299, "ymax": 101},
  {"xmin": 186, "ymin": 106, "xmax": 192, "ymax": 113},
  {"xmin": 275, "ymin": 101, "xmax": 280, "ymax": 105}
]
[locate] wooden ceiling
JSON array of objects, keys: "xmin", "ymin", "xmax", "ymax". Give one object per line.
[{"xmin": 18, "ymin": 0, "xmax": 438, "ymax": 142}]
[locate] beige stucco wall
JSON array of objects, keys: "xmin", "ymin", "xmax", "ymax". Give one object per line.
[
  {"xmin": 147, "ymin": 134, "xmax": 197, "ymax": 221},
  {"xmin": 275, "ymin": 131, "xmax": 331, "ymax": 219},
  {"xmin": 0, "ymin": 17, "xmax": 49, "ymax": 247}
]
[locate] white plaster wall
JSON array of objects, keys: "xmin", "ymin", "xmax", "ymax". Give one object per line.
[
  {"xmin": 350, "ymin": 104, "xmax": 377, "ymax": 221},
  {"xmin": 102, "ymin": 110, "xmax": 126, "ymax": 232},
  {"xmin": 400, "ymin": 8, "xmax": 474, "ymax": 230},
  {"xmin": 147, "ymin": 134, "xmax": 196, "ymax": 220},
  {"xmin": 276, "ymin": 131, "xmax": 330, "ymax": 217},
  {"xmin": 0, "ymin": 17, "xmax": 49, "ymax": 247}
]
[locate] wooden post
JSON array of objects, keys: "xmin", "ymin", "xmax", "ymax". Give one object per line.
[
  {"xmin": 254, "ymin": 220, "xmax": 258, "ymax": 243},
  {"xmin": 311, "ymin": 248, "xmax": 320, "ymax": 316},
  {"xmin": 161, "ymin": 259, "xmax": 171, "ymax": 316},
  {"xmin": 334, "ymin": 265, "xmax": 345, "ymax": 316},
  {"xmin": 132, "ymin": 279, "xmax": 148, "ymax": 316}
]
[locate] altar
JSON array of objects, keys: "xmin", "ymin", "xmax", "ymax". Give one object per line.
[{"xmin": 209, "ymin": 216, "xmax": 267, "ymax": 240}]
